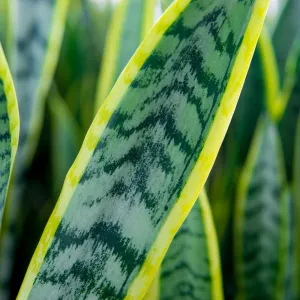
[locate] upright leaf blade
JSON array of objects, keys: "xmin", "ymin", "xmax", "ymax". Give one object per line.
[
  {"xmin": 18, "ymin": 0, "xmax": 269, "ymax": 299},
  {"xmin": 12, "ymin": 0, "xmax": 70, "ymax": 171},
  {"xmin": 161, "ymin": 191, "xmax": 223, "ymax": 300},
  {"xmin": 234, "ymin": 116, "xmax": 288, "ymax": 299},
  {"xmin": 0, "ymin": 46, "xmax": 19, "ymax": 227}
]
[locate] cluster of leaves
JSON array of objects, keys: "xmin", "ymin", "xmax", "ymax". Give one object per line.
[{"xmin": 0, "ymin": 0, "xmax": 298, "ymax": 299}]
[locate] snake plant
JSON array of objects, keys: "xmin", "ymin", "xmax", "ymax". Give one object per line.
[{"xmin": 5, "ymin": 0, "xmax": 300, "ymax": 299}]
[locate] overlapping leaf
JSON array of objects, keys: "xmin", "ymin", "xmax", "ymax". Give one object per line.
[{"xmin": 17, "ymin": 0, "xmax": 269, "ymax": 299}]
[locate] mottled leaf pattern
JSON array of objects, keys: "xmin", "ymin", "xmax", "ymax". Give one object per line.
[
  {"xmin": 0, "ymin": 46, "xmax": 19, "ymax": 227},
  {"xmin": 161, "ymin": 191, "xmax": 223, "ymax": 300},
  {"xmin": 95, "ymin": 0, "xmax": 157, "ymax": 112},
  {"xmin": 18, "ymin": 0, "xmax": 269, "ymax": 299},
  {"xmin": 234, "ymin": 116, "xmax": 288, "ymax": 299}
]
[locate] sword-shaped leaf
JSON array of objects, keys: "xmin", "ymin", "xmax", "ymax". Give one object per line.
[
  {"xmin": 234, "ymin": 116, "xmax": 288, "ymax": 299},
  {"xmin": 18, "ymin": 0, "xmax": 269, "ymax": 299},
  {"xmin": 161, "ymin": 191, "xmax": 223, "ymax": 300},
  {"xmin": 95, "ymin": 0, "xmax": 157, "ymax": 112},
  {"xmin": 0, "ymin": 46, "xmax": 19, "ymax": 228},
  {"xmin": 11, "ymin": 0, "xmax": 70, "ymax": 171}
]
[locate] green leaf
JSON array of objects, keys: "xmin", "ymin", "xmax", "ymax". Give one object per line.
[
  {"xmin": 144, "ymin": 269, "xmax": 160, "ymax": 300},
  {"xmin": 234, "ymin": 115, "xmax": 289, "ymax": 299},
  {"xmin": 0, "ymin": 0, "xmax": 12, "ymax": 58},
  {"xmin": 161, "ymin": 0, "xmax": 173, "ymax": 11},
  {"xmin": 293, "ymin": 112, "xmax": 300, "ymax": 296},
  {"xmin": 49, "ymin": 91, "xmax": 82, "ymax": 198},
  {"xmin": 11, "ymin": 0, "xmax": 70, "ymax": 172},
  {"xmin": 278, "ymin": 188, "xmax": 293, "ymax": 300},
  {"xmin": 94, "ymin": 0, "xmax": 157, "ymax": 112},
  {"xmin": 283, "ymin": 188, "xmax": 295, "ymax": 300},
  {"xmin": 272, "ymin": 0, "xmax": 300, "ymax": 85},
  {"xmin": 0, "ymin": 46, "xmax": 19, "ymax": 228},
  {"xmin": 160, "ymin": 191, "xmax": 223, "ymax": 300},
  {"xmin": 0, "ymin": 2, "xmax": 70, "ymax": 294},
  {"xmin": 18, "ymin": 0, "xmax": 269, "ymax": 299},
  {"xmin": 279, "ymin": 35, "xmax": 300, "ymax": 180}
]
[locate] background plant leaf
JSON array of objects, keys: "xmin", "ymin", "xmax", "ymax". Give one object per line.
[
  {"xmin": 160, "ymin": 191, "xmax": 223, "ymax": 300},
  {"xmin": 234, "ymin": 115, "xmax": 288, "ymax": 299}
]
